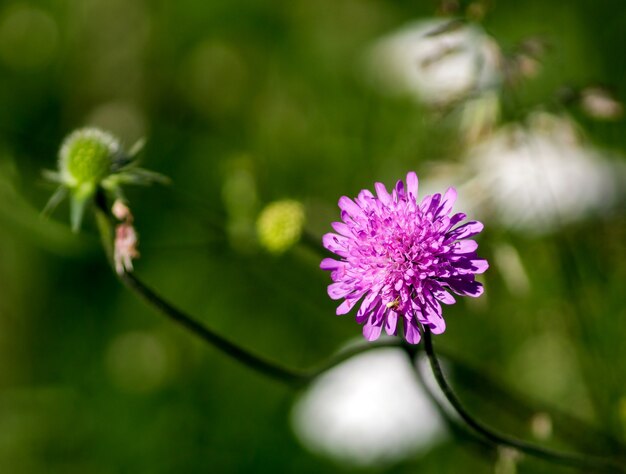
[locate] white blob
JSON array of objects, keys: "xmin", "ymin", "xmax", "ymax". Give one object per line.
[
  {"xmin": 366, "ymin": 19, "xmax": 501, "ymax": 105},
  {"xmin": 466, "ymin": 112, "xmax": 624, "ymax": 234},
  {"xmin": 291, "ymin": 346, "xmax": 447, "ymax": 467}
]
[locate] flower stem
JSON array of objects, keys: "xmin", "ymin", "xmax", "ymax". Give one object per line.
[
  {"xmin": 116, "ymin": 269, "xmax": 403, "ymax": 387},
  {"xmin": 93, "ymin": 195, "xmax": 401, "ymax": 387},
  {"xmin": 93, "ymin": 198, "xmax": 305, "ymax": 386},
  {"xmin": 422, "ymin": 327, "xmax": 625, "ymax": 473},
  {"xmin": 118, "ymin": 270, "xmax": 308, "ymax": 386}
]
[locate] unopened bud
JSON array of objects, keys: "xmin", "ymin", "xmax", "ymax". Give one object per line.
[
  {"xmin": 59, "ymin": 128, "xmax": 120, "ymax": 187},
  {"xmin": 112, "ymin": 199, "xmax": 132, "ymax": 222},
  {"xmin": 257, "ymin": 200, "xmax": 305, "ymax": 254}
]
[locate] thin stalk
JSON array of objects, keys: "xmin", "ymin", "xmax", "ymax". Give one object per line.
[
  {"xmin": 93, "ymin": 199, "xmax": 305, "ymax": 386},
  {"xmin": 406, "ymin": 346, "xmax": 496, "ymax": 457},
  {"xmin": 94, "ymin": 196, "xmax": 401, "ymax": 387},
  {"xmin": 422, "ymin": 327, "xmax": 625, "ymax": 473},
  {"xmin": 117, "ymin": 270, "xmax": 404, "ymax": 387},
  {"xmin": 119, "ymin": 270, "xmax": 308, "ymax": 386}
]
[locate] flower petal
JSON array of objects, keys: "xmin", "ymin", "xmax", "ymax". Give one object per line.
[
  {"xmin": 356, "ymin": 291, "xmax": 382, "ymax": 320},
  {"xmin": 328, "ymin": 282, "xmax": 350, "ymax": 300},
  {"xmin": 431, "ymin": 285, "xmax": 456, "ymax": 305},
  {"xmin": 443, "ymin": 278, "xmax": 484, "ymax": 297},
  {"xmin": 447, "ymin": 220, "xmax": 484, "ymax": 241},
  {"xmin": 406, "ymin": 171, "xmax": 419, "ymax": 202},
  {"xmin": 320, "ymin": 258, "xmax": 341, "ymax": 270},
  {"xmin": 338, "ymin": 196, "xmax": 362, "ymax": 218},
  {"xmin": 374, "ymin": 182, "xmax": 392, "ymax": 206},
  {"xmin": 437, "ymin": 187, "xmax": 457, "ymax": 217},
  {"xmin": 470, "ymin": 259, "xmax": 489, "ymax": 274},
  {"xmin": 363, "ymin": 319, "xmax": 383, "ymax": 341},
  {"xmin": 452, "ymin": 239, "xmax": 478, "ymax": 254},
  {"xmin": 322, "ymin": 233, "xmax": 349, "ymax": 256},
  {"xmin": 331, "ymin": 221, "xmax": 352, "ymax": 237},
  {"xmin": 403, "ymin": 317, "xmax": 422, "ymax": 344},
  {"xmin": 336, "ymin": 295, "xmax": 362, "ymax": 315},
  {"xmin": 385, "ymin": 310, "xmax": 397, "ymax": 335}
]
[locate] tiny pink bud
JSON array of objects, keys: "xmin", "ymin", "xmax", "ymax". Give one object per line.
[
  {"xmin": 112, "ymin": 199, "xmax": 132, "ymax": 222},
  {"xmin": 114, "ymin": 222, "xmax": 140, "ymax": 275}
]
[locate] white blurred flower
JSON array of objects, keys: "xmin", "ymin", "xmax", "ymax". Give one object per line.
[
  {"xmin": 580, "ymin": 87, "xmax": 623, "ymax": 121},
  {"xmin": 291, "ymin": 346, "xmax": 447, "ymax": 467},
  {"xmin": 464, "ymin": 112, "xmax": 624, "ymax": 234},
  {"xmin": 366, "ymin": 19, "xmax": 501, "ymax": 105}
]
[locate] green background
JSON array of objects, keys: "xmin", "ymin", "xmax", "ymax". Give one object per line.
[{"xmin": 0, "ymin": 0, "xmax": 625, "ymax": 472}]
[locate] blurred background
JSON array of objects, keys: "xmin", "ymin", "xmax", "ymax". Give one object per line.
[{"xmin": 0, "ymin": 0, "xmax": 625, "ymax": 472}]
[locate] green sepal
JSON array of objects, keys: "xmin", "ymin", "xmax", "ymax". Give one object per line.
[
  {"xmin": 69, "ymin": 182, "xmax": 96, "ymax": 232},
  {"xmin": 42, "ymin": 186, "xmax": 68, "ymax": 217}
]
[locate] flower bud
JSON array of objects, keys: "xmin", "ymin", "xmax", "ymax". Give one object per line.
[
  {"xmin": 257, "ymin": 200, "xmax": 305, "ymax": 254},
  {"xmin": 45, "ymin": 127, "xmax": 165, "ymax": 232},
  {"xmin": 59, "ymin": 128, "xmax": 120, "ymax": 187}
]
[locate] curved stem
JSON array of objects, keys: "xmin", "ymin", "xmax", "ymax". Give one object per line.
[
  {"xmin": 93, "ymin": 200, "xmax": 306, "ymax": 386},
  {"xmin": 120, "ymin": 271, "xmax": 308, "ymax": 386},
  {"xmin": 441, "ymin": 349, "xmax": 625, "ymax": 454},
  {"xmin": 92, "ymin": 191, "xmax": 623, "ymax": 471},
  {"xmin": 94, "ymin": 198, "xmax": 402, "ymax": 387},
  {"xmin": 422, "ymin": 327, "xmax": 625, "ymax": 473},
  {"xmin": 118, "ymin": 271, "xmax": 405, "ymax": 387},
  {"xmin": 406, "ymin": 346, "xmax": 495, "ymax": 455}
]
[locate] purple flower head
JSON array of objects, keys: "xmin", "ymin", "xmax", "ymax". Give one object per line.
[{"xmin": 321, "ymin": 172, "xmax": 488, "ymax": 344}]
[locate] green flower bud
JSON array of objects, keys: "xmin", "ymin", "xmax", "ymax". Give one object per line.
[
  {"xmin": 257, "ymin": 200, "xmax": 305, "ymax": 254},
  {"xmin": 44, "ymin": 127, "xmax": 166, "ymax": 232},
  {"xmin": 59, "ymin": 128, "xmax": 120, "ymax": 187}
]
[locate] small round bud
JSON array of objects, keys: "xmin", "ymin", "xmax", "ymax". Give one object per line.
[
  {"xmin": 59, "ymin": 128, "xmax": 120, "ymax": 186},
  {"xmin": 112, "ymin": 199, "xmax": 132, "ymax": 222},
  {"xmin": 257, "ymin": 200, "xmax": 305, "ymax": 254}
]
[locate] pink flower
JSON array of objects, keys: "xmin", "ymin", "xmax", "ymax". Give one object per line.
[
  {"xmin": 321, "ymin": 172, "xmax": 488, "ymax": 344},
  {"xmin": 113, "ymin": 200, "xmax": 140, "ymax": 275}
]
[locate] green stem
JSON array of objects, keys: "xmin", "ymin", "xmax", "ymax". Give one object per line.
[{"xmin": 422, "ymin": 327, "xmax": 625, "ymax": 473}]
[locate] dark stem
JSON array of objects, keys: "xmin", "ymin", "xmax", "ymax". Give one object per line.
[
  {"xmin": 93, "ymin": 196, "xmax": 402, "ymax": 387},
  {"xmin": 422, "ymin": 327, "xmax": 625, "ymax": 473},
  {"xmin": 117, "ymin": 271, "xmax": 404, "ymax": 387},
  {"xmin": 93, "ymin": 198, "xmax": 306, "ymax": 387},
  {"xmin": 406, "ymin": 346, "xmax": 496, "ymax": 458},
  {"xmin": 119, "ymin": 271, "xmax": 308, "ymax": 386},
  {"xmin": 120, "ymin": 273, "xmax": 308, "ymax": 386}
]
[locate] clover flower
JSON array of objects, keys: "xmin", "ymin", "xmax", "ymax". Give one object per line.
[{"xmin": 321, "ymin": 172, "xmax": 488, "ymax": 344}]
